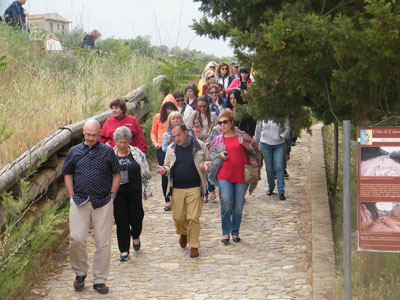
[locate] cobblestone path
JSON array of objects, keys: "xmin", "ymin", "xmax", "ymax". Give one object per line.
[{"xmin": 33, "ymin": 132, "xmax": 313, "ymax": 300}]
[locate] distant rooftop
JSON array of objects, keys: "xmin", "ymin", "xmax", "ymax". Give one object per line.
[{"xmin": 28, "ymin": 13, "xmax": 71, "ymax": 23}]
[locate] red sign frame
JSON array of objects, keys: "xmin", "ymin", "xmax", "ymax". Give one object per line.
[{"xmin": 358, "ymin": 127, "xmax": 400, "ymax": 252}]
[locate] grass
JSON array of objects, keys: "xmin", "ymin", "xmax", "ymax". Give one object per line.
[
  {"xmin": 0, "ymin": 24, "xmax": 157, "ymax": 168},
  {"xmin": 323, "ymin": 124, "xmax": 400, "ymax": 300}
]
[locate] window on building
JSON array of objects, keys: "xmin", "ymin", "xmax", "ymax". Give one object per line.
[
  {"xmin": 62, "ymin": 24, "xmax": 65, "ymax": 32},
  {"xmin": 50, "ymin": 23, "xmax": 53, "ymax": 32},
  {"xmin": 57, "ymin": 24, "xmax": 60, "ymax": 30}
]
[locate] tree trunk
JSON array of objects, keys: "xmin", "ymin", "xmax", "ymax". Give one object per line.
[{"xmin": 333, "ymin": 122, "xmax": 339, "ymax": 190}]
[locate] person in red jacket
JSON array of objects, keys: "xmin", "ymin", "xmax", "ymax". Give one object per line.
[
  {"xmin": 226, "ymin": 67, "xmax": 254, "ymax": 94},
  {"xmin": 100, "ymin": 98, "xmax": 147, "ymax": 153}
]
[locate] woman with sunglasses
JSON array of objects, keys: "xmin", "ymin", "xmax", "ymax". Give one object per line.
[
  {"xmin": 217, "ymin": 62, "xmax": 234, "ymax": 91},
  {"xmin": 198, "ymin": 61, "xmax": 218, "ymax": 96},
  {"xmin": 202, "ymin": 70, "xmax": 226, "ymax": 98},
  {"xmin": 208, "ymin": 84, "xmax": 227, "ymax": 117},
  {"xmin": 208, "ymin": 109, "xmax": 259, "ymax": 244},
  {"xmin": 187, "ymin": 96, "xmax": 218, "ymax": 201},
  {"xmin": 173, "ymin": 90, "xmax": 193, "ymax": 124}
]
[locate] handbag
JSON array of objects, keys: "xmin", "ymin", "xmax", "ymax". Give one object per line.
[{"xmin": 243, "ymin": 164, "xmax": 261, "ymax": 185}]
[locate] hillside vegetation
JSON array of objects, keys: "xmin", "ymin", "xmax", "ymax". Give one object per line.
[{"xmin": 0, "ymin": 24, "xmax": 157, "ymax": 168}]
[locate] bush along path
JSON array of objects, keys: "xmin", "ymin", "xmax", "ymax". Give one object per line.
[{"xmin": 29, "ymin": 129, "xmax": 321, "ymax": 300}]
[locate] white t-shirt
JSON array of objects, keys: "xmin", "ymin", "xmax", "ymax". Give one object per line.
[{"xmin": 46, "ymin": 39, "xmax": 63, "ymax": 51}]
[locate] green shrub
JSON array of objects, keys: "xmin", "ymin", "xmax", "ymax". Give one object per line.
[{"xmin": 0, "ymin": 180, "xmax": 68, "ymax": 300}]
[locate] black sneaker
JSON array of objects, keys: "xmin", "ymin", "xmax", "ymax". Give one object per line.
[
  {"xmin": 284, "ymin": 170, "xmax": 289, "ymax": 178},
  {"xmin": 73, "ymin": 275, "xmax": 86, "ymax": 291},
  {"xmin": 93, "ymin": 283, "xmax": 109, "ymax": 294}
]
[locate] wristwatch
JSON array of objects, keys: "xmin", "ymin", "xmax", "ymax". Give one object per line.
[{"xmin": 110, "ymin": 192, "xmax": 117, "ymax": 198}]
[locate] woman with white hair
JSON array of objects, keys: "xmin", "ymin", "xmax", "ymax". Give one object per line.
[{"xmin": 113, "ymin": 126, "xmax": 152, "ymax": 261}]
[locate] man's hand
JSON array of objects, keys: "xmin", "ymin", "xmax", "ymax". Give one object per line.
[
  {"xmin": 155, "ymin": 143, "xmax": 161, "ymax": 150},
  {"xmin": 156, "ymin": 165, "xmax": 166, "ymax": 175},
  {"xmin": 166, "ymin": 135, "xmax": 172, "ymax": 144},
  {"xmin": 199, "ymin": 161, "xmax": 210, "ymax": 171}
]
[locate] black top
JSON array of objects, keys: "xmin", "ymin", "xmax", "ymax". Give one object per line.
[
  {"xmin": 172, "ymin": 139, "xmax": 201, "ymax": 189},
  {"xmin": 117, "ymin": 153, "xmax": 142, "ymax": 193},
  {"xmin": 80, "ymin": 35, "xmax": 95, "ymax": 49},
  {"xmin": 240, "ymin": 81, "xmax": 248, "ymax": 91},
  {"xmin": 5, "ymin": 1, "xmax": 26, "ymax": 30},
  {"xmin": 62, "ymin": 141, "xmax": 121, "ymax": 208}
]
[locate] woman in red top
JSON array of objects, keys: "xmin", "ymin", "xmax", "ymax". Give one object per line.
[
  {"xmin": 100, "ymin": 98, "xmax": 147, "ymax": 153},
  {"xmin": 209, "ymin": 109, "xmax": 257, "ymax": 244}
]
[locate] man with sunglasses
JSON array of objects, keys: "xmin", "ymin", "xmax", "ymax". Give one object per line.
[{"xmin": 173, "ymin": 90, "xmax": 193, "ymax": 124}]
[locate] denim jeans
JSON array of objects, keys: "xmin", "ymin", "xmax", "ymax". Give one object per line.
[
  {"xmin": 259, "ymin": 142, "xmax": 285, "ymax": 194},
  {"xmin": 217, "ymin": 180, "xmax": 249, "ymax": 236},
  {"xmin": 205, "ymin": 177, "xmax": 215, "ymax": 196}
]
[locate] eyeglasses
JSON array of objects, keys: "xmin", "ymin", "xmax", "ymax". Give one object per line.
[
  {"xmin": 221, "ymin": 67, "xmax": 228, "ymax": 70},
  {"xmin": 198, "ymin": 105, "xmax": 208, "ymax": 109},
  {"xmin": 218, "ymin": 120, "xmax": 231, "ymax": 125},
  {"xmin": 209, "ymin": 91, "xmax": 218, "ymax": 95},
  {"xmin": 206, "ymin": 75, "xmax": 215, "ymax": 80},
  {"xmin": 176, "ymin": 99, "xmax": 184, "ymax": 103}
]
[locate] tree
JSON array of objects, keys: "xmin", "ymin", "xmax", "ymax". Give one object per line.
[{"xmin": 192, "ymin": 0, "xmax": 400, "ymax": 130}]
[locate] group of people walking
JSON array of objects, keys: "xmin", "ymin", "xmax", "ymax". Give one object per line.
[{"xmin": 61, "ymin": 60, "xmax": 292, "ymax": 294}]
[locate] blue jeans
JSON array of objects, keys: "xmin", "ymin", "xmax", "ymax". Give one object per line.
[
  {"xmin": 259, "ymin": 142, "xmax": 285, "ymax": 194},
  {"xmin": 205, "ymin": 177, "xmax": 215, "ymax": 196},
  {"xmin": 217, "ymin": 180, "xmax": 249, "ymax": 236}
]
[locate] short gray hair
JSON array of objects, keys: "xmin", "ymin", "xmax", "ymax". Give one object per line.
[{"xmin": 113, "ymin": 126, "xmax": 132, "ymax": 142}]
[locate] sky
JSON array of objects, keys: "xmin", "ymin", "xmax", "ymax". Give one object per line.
[{"xmin": 1, "ymin": 0, "xmax": 234, "ymax": 57}]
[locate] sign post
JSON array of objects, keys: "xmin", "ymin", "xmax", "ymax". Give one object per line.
[{"xmin": 343, "ymin": 121, "xmax": 352, "ymax": 300}]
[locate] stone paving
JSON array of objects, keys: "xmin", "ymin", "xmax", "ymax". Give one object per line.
[{"xmin": 31, "ymin": 131, "xmax": 314, "ymax": 300}]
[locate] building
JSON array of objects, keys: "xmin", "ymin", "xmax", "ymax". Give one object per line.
[{"xmin": 28, "ymin": 13, "xmax": 71, "ymax": 35}]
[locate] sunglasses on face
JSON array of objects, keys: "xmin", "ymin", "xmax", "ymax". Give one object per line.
[
  {"xmin": 210, "ymin": 66, "xmax": 216, "ymax": 69},
  {"xmin": 209, "ymin": 91, "xmax": 218, "ymax": 95},
  {"xmin": 218, "ymin": 120, "xmax": 230, "ymax": 125},
  {"xmin": 176, "ymin": 99, "xmax": 184, "ymax": 103},
  {"xmin": 206, "ymin": 75, "xmax": 215, "ymax": 80},
  {"xmin": 221, "ymin": 67, "xmax": 228, "ymax": 70}
]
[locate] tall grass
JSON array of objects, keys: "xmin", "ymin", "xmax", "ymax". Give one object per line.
[
  {"xmin": 0, "ymin": 24, "xmax": 157, "ymax": 168},
  {"xmin": 323, "ymin": 124, "xmax": 400, "ymax": 300}
]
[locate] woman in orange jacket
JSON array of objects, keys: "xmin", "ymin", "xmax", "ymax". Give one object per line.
[{"xmin": 151, "ymin": 94, "xmax": 178, "ymax": 211}]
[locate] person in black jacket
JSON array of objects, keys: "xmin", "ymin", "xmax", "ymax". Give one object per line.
[
  {"xmin": 80, "ymin": 29, "xmax": 103, "ymax": 55},
  {"xmin": 4, "ymin": 0, "xmax": 29, "ymax": 31}
]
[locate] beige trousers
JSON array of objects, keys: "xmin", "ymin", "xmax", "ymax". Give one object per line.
[
  {"xmin": 69, "ymin": 199, "xmax": 113, "ymax": 284},
  {"xmin": 171, "ymin": 187, "xmax": 203, "ymax": 248}
]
